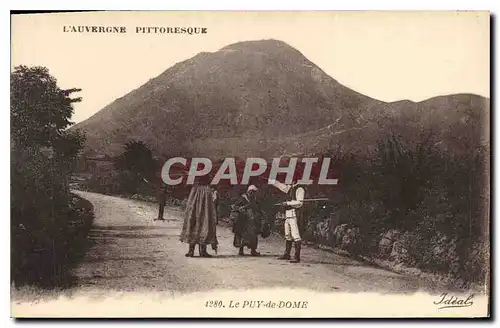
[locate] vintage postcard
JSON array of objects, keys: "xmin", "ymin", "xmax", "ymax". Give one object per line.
[{"xmin": 10, "ymin": 11, "xmax": 490, "ymax": 318}]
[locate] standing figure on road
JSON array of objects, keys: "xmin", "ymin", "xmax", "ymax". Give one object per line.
[
  {"xmin": 155, "ymin": 184, "xmax": 167, "ymax": 221},
  {"xmin": 271, "ymin": 178, "xmax": 305, "ymax": 263},
  {"xmin": 180, "ymin": 175, "xmax": 218, "ymax": 258},
  {"xmin": 230, "ymin": 185, "xmax": 264, "ymax": 256},
  {"xmin": 212, "ymin": 189, "xmax": 219, "ymax": 225}
]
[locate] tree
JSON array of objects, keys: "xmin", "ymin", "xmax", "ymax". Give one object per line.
[
  {"xmin": 52, "ymin": 129, "xmax": 87, "ymax": 170},
  {"xmin": 11, "ymin": 65, "xmax": 87, "ymax": 286},
  {"xmin": 114, "ymin": 140, "xmax": 157, "ymax": 194},
  {"xmin": 11, "ymin": 65, "xmax": 82, "ymax": 148}
]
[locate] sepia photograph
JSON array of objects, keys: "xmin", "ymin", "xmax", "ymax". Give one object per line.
[{"xmin": 9, "ymin": 10, "xmax": 490, "ymax": 318}]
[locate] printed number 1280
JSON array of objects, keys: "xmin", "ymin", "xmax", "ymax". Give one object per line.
[{"xmin": 205, "ymin": 300, "xmax": 224, "ymax": 308}]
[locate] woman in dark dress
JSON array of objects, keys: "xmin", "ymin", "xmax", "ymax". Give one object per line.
[
  {"xmin": 230, "ymin": 185, "xmax": 264, "ymax": 256},
  {"xmin": 180, "ymin": 174, "xmax": 218, "ymax": 257}
]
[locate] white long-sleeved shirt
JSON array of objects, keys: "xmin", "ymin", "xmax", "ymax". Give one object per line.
[{"xmin": 285, "ymin": 186, "xmax": 305, "ymax": 218}]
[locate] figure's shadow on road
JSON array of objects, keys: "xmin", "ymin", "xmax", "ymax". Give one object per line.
[
  {"xmin": 196, "ymin": 254, "xmax": 278, "ymax": 259},
  {"xmin": 93, "ymin": 225, "xmax": 176, "ymax": 231},
  {"xmin": 89, "ymin": 228, "xmax": 177, "ymax": 240}
]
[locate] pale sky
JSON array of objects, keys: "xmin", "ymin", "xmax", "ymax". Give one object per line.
[{"xmin": 11, "ymin": 11, "xmax": 490, "ymax": 124}]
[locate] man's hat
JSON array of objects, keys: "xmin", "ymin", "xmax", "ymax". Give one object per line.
[{"xmin": 247, "ymin": 185, "xmax": 258, "ymax": 192}]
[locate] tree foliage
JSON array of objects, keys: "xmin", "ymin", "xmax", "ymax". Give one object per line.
[
  {"xmin": 11, "ymin": 65, "xmax": 90, "ymax": 287},
  {"xmin": 310, "ymin": 131, "xmax": 489, "ymax": 285},
  {"xmin": 11, "ymin": 65, "xmax": 82, "ymax": 148},
  {"xmin": 113, "ymin": 140, "xmax": 157, "ymax": 194}
]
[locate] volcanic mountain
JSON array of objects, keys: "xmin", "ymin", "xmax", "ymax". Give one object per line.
[{"xmin": 72, "ymin": 39, "xmax": 489, "ymax": 159}]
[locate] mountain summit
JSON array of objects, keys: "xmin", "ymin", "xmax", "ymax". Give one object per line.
[{"xmin": 73, "ymin": 39, "xmax": 489, "ymax": 158}]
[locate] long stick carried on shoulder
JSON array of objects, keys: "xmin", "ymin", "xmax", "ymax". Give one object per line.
[
  {"xmin": 257, "ymin": 176, "xmax": 331, "ymax": 205},
  {"xmin": 273, "ymin": 198, "xmax": 330, "ymax": 207}
]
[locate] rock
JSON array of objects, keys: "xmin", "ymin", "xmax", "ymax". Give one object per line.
[
  {"xmin": 430, "ymin": 232, "xmax": 448, "ymax": 258},
  {"xmin": 341, "ymin": 227, "xmax": 361, "ymax": 253},
  {"xmin": 390, "ymin": 240, "xmax": 410, "ymax": 263},
  {"xmin": 393, "ymin": 231, "xmax": 418, "ymax": 265},
  {"xmin": 379, "ymin": 229, "xmax": 402, "ymax": 256},
  {"xmin": 315, "ymin": 220, "xmax": 329, "ymax": 243},
  {"xmin": 425, "ymin": 233, "xmax": 461, "ymax": 273},
  {"xmin": 333, "ymin": 223, "xmax": 349, "ymax": 247}
]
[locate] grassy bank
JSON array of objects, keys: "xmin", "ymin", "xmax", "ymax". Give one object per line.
[{"xmin": 11, "ymin": 193, "xmax": 95, "ymax": 289}]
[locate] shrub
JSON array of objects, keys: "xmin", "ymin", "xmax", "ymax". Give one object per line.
[
  {"xmin": 11, "ymin": 147, "xmax": 94, "ymax": 287},
  {"xmin": 313, "ymin": 133, "xmax": 489, "ymax": 285}
]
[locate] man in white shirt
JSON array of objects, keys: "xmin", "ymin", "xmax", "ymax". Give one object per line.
[{"xmin": 270, "ymin": 178, "xmax": 305, "ymax": 263}]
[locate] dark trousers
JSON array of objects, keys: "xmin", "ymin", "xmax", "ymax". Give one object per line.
[{"xmin": 158, "ymin": 202, "xmax": 165, "ymax": 219}]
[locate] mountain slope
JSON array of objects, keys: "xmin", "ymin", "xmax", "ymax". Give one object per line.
[
  {"xmin": 72, "ymin": 39, "xmax": 489, "ymax": 159},
  {"xmin": 73, "ymin": 39, "xmax": 384, "ymax": 157},
  {"xmin": 268, "ymin": 93, "xmax": 489, "ymax": 156}
]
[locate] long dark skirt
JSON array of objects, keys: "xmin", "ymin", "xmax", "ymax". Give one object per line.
[
  {"xmin": 232, "ymin": 208, "xmax": 261, "ymax": 249},
  {"xmin": 180, "ymin": 185, "xmax": 218, "ymax": 248}
]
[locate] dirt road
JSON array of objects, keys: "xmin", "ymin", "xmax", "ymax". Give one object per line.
[{"xmin": 61, "ymin": 190, "xmax": 433, "ymax": 296}]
